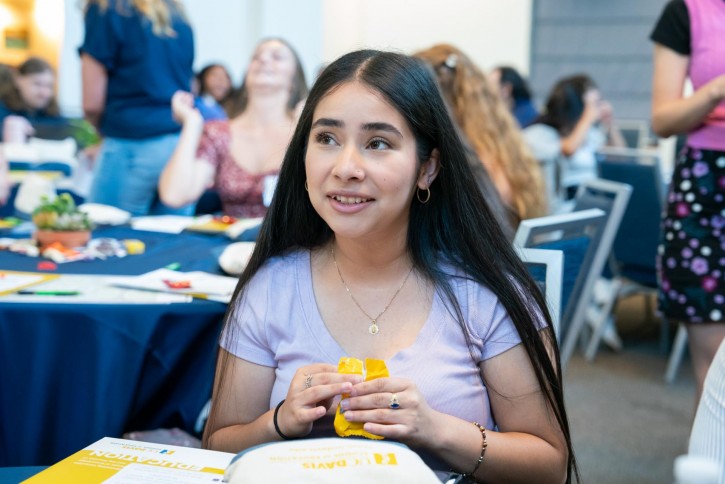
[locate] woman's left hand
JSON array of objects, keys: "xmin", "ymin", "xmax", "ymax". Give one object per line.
[{"xmin": 340, "ymin": 377, "xmax": 438, "ymax": 447}]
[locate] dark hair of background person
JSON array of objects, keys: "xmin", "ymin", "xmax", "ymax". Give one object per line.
[
  {"xmin": 537, "ymin": 73, "xmax": 596, "ymax": 137},
  {"xmin": 206, "ymin": 49, "xmax": 577, "ymax": 482},
  {"xmin": 0, "ymin": 63, "xmax": 15, "ymax": 100},
  {"xmin": 496, "ymin": 65, "xmax": 533, "ymax": 101},
  {"xmin": 196, "ymin": 63, "xmax": 232, "ymax": 100},
  {"xmin": 223, "ymin": 38, "xmax": 309, "ymax": 118},
  {"xmin": 1, "ymin": 57, "xmax": 59, "ymax": 116}
]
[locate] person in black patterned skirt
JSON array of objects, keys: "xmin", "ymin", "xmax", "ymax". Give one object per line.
[{"xmin": 651, "ymin": 0, "xmax": 725, "ymax": 405}]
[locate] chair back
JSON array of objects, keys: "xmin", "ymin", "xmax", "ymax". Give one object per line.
[
  {"xmin": 515, "ymin": 208, "xmax": 607, "ymax": 368},
  {"xmin": 515, "ymin": 247, "xmax": 564, "ymax": 338},
  {"xmin": 596, "ymin": 149, "xmax": 664, "ymax": 287},
  {"xmin": 573, "ymin": 177, "xmax": 633, "ymax": 273},
  {"xmin": 616, "ymin": 120, "xmax": 651, "ymax": 149}
]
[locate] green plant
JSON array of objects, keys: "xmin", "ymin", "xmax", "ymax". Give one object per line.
[
  {"xmin": 68, "ymin": 118, "xmax": 102, "ymax": 149},
  {"xmin": 32, "ymin": 193, "xmax": 93, "ymax": 231}
]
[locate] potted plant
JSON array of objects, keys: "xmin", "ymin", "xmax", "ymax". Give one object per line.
[{"xmin": 32, "ymin": 193, "xmax": 94, "ymax": 248}]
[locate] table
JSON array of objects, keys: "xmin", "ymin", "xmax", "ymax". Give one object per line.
[{"xmin": 0, "ymin": 226, "xmax": 232, "ymax": 466}]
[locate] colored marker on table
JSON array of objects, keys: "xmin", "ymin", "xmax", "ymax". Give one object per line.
[{"xmin": 17, "ymin": 290, "xmax": 81, "ymax": 296}]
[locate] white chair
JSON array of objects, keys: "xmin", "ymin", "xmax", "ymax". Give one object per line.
[
  {"xmin": 515, "ymin": 208, "xmax": 608, "ymax": 369},
  {"xmin": 516, "ymin": 247, "xmax": 564, "ymax": 338},
  {"xmin": 570, "ymin": 178, "xmax": 633, "ymax": 361}
]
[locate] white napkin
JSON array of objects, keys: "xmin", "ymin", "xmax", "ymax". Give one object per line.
[{"xmin": 79, "ymin": 203, "xmax": 131, "ymax": 225}]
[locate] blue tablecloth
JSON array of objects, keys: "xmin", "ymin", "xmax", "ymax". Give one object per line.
[
  {"xmin": 0, "ymin": 225, "xmax": 229, "ymax": 275},
  {"xmin": 0, "ymin": 227, "xmax": 232, "ymax": 466}
]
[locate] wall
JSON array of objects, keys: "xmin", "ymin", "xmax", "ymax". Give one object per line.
[
  {"xmin": 529, "ymin": 0, "xmax": 667, "ymax": 121},
  {"xmin": 322, "ymin": 0, "xmax": 532, "ymax": 75},
  {"xmin": 0, "ymin": 0, "xmax": 31, "ymax": 67}
]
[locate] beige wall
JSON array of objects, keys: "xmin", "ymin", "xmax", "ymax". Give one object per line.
[{"xmin": 322, "ymin": 0, "xmax": 532, "ymax": 74}]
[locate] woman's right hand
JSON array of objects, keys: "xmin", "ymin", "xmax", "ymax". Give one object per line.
[
  {"xmin": 277, "ymin": 363, "xmax": 362, "ymax": 438},
  {"xmin": 3, "ymin": 116, "xmax": 34, "ymax": 143},
  {"xmin": 171, "ymin": 91, "xmax": 201, "ymax": 125},
  {"xmin": 582, "ymin": 90, "xmax": 602, "ymax": 124},
  {"xmin": 704, "ymin": 74, "xmax": 725, "ymax": 105}
]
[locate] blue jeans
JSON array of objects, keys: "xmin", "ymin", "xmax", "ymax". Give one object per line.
[{"xmin": 89, "ymin": 133, "xmax": 195, "ymax": 216}]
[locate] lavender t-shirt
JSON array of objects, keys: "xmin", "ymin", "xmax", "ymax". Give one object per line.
[{"xmin": 221, "ymin": 249, "xmax": 522, "ymax": 464}]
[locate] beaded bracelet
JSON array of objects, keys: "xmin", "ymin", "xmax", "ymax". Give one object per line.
[
  {"xmin": 273, "ymin": 399, "xmax": 294, "ymax": 440},
  {"xmin": 463, "ymin": 421, "xmax": 488, "ymax": 480}
]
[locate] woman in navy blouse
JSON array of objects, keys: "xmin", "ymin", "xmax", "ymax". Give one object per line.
[{"xmin": 80, "ymin": 0, "xmax": 195, "ymax": 216}]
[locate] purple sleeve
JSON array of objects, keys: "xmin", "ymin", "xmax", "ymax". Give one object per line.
[
  {"xmin": 220, "ymin": 265, "xmax": 277, "ymax": 367},
  {"xmin": 465, "ymin": 280, "xmax": 523, "ymax": 361}
]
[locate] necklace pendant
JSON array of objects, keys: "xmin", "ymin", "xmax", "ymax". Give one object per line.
[{"xmin": 369, "ymin": 321, "xmax": 379, "ymax": 335}]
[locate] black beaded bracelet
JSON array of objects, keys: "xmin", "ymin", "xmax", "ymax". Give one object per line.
[{"xmin": 273, "ymin": 399, "xmax": 294, "ymax": 440}]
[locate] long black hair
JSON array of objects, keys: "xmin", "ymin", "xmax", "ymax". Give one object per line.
[
  {"xmin": 538, "ymin": 73, "xmax": 596, "ymax": 137},
  {"xmin": 196, "ymin": 63, "xmax": 232, "ymax": 101},
  {"xmin": 209, "ymin": 49, "xmax": 576, "ymax": 481},
  {"xmin": 496, "ymin": 65, "xmax": 533, "ymax": 102}
]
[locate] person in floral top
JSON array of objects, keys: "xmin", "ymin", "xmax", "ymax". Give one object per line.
[{"xmin": 160, "ymin": 38, "xmax": 308, "ymax": 218}]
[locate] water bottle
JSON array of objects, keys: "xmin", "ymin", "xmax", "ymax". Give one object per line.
[{"xmin": 673, "ymin": 454, "xmax": 721, "ymax": 484}]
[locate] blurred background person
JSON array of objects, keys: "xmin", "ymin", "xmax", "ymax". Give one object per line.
[
  {"xmin": 160, "ymin": 38, "xmax": 308, "ymax": 218},
  {"xmin": 524, "ymin": 74, "xmax": 625, "ymax": 199},
  {"xmin": 490, "ymin": 65, "xmax": 539, "ymax": 128},
  {"xmin": 415, "ymin": 44, "xmax": 547, "ymax": 228},
  {"xmin": 80, "ymin": 0, "xmax": 195, "ymax": 216},
  {"xmin": 0, "ymin": 58, "xmax": 65, "ymax": 143},
  {"xmin": 194, "ymin": 62, "xmax": 232, "ymax": 121},
  {"xmin": 651, "ymin": 0, "xmax": 725, "ymax": 406}
]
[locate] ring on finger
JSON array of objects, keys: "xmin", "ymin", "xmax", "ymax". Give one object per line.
[
  {"xmin": 305, "ymin": 373, "xmax": 313, "ymax": 389},
  {"xmin": 389, "ymin": 393, "xmax": 401, "ymax": 410}
]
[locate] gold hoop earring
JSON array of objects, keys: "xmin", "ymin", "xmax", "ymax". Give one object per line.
[
  {"xmin": 304, "ymin": 181, "xmax": 308, "ymax": 191},
  {"xmin": 416, "ymin": 187, "xmax": 431, "ymax": 204}
]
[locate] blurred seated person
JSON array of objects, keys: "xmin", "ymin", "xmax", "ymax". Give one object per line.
[
  {"xmin": 523, "ymin": 74, "xmax": 625, "ymax": 198},
  {"xmin": 0, "ymin": 57, "xmax": 66, "ymax": 143},
  {"xmin": 414, "ymin": 44, "xmax": 547, "ymax": 228},
  {"xmin": 490, "ymin": 66, "xmax": 539, "ymax": 128},
  {"xmin": 194, "ymin": 63, "xmax": 232, "ymax": 121},
  {"xmin": 160, "ymin": 38, "xmax": 308, "ymax": 218},
  {"xmin": 0, "ymin": 63, "xmax": 14, "ymax": 97}
]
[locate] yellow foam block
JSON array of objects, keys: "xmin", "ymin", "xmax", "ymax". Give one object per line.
[
  {"xmin": 334, "ymin": 357, "xmax": 389, "ymax": 440},
  {"xmin": 123, "ymin": 239, "xmax": 145, "ymax": 255}
]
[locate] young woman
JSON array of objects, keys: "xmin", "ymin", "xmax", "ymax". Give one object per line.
[
  {"xmin": 80, "ymin": 0, "xmax": 194, "ymax": 216},
  {"xmin": 194, "ymin": 63, "xmax": 232, "ymax": 121},
  {"xmin": 651, "ymin": 0, "xmax": 725, "ymax": 406},
  {"xmin": 414, "ymin": 44, "xmax": 548, "ymax": 225},
  {"xmin": 524, "ymin": 74, "xmax": 625, "ymax": 198},
  {"xmin": 490, "ymin": 65, "xmax": 539, "ymax": 128},
  {"xmin": 159, "ymin": 38, "xmax": 308, "ymax": 218},
  {"xmin": 0, "ymin": 57, "xmax": 64, "ymax": 142},
  {"xmin": 203, "ymin": 50, "xmax": 575, "ymax": 483}
]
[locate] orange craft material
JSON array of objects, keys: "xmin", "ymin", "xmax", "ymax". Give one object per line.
[{"xmin": 334, "ymin": 357, "xmax": 389, "ymax": 440}]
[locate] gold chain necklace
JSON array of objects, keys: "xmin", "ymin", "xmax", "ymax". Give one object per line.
[{"xmin": 331, "ymin": 246, "xmax": 414, "ymax": 335}]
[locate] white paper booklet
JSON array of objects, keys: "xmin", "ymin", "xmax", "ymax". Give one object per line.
[
  {"xmin": 108, "ymin": 268, "xmax": 238, "ymax": 303},
  {"xmin": 23, "ymin": 437, "xmax": 234, "ymax": 483}
]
